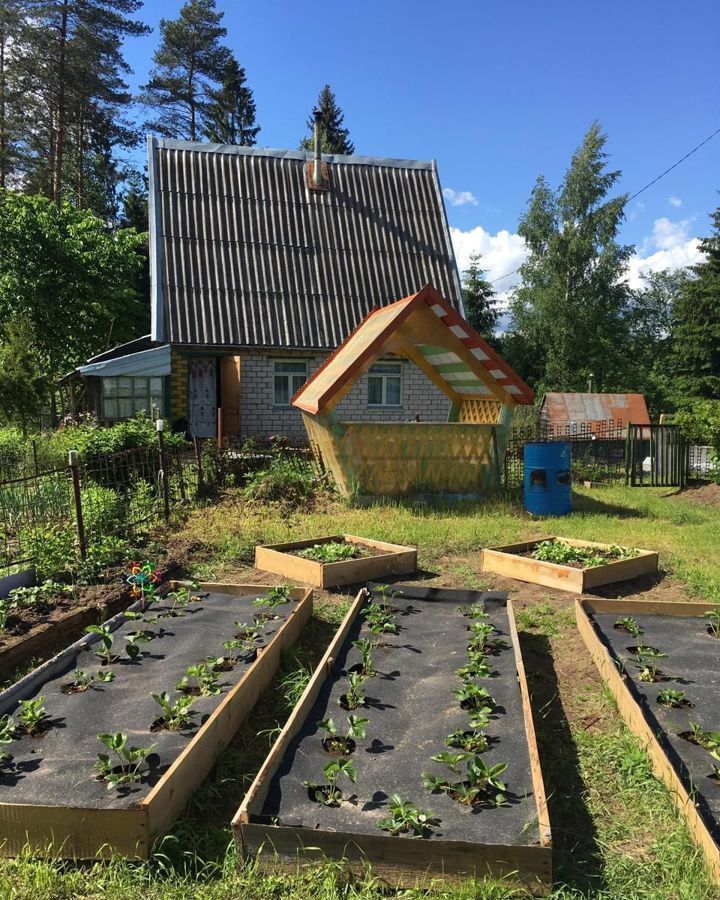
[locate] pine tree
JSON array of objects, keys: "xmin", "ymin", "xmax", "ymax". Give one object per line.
[
  {"xmin": 670, "ymin": 205, "xmax": 720, "ymax": 399},
  {"xmin": 506, "ymin": 122, "xmax": 632, "ymax": 392},
  {"xmin": 461, "ymin": 253, "xmax": 498, "ymax": 343},
  {"xmin": 140, "ymin": 0, "xmax": 230, "ymax": 141},
  {"xmin": 0, "ymin": 0, "xmax": 23, "ymax": 188},
  {"xmin": 299, "ymin": 84, "xmax": 354, "ymax": 154},
  {"xmin": 204, "ymin": 56, "xmax": 259, "ymax": 145}
]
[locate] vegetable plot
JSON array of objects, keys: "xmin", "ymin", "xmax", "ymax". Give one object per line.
[
  {"xmin": 234, "ymin": 584, "xmax": 551, "ymax": 890},
  {"xmin": 254, "ymin": 535, "xmax": 417, "ymax": 588},
  {"xmin": 482, "ymin": 537, "xmax": 658, "ymax": 593},
  {"xmin": 0, "ymin": 582, "xmax": 312, "ymax": 859},
  {"xmin": 577, "ymin": 598, "xmax": 720, "ymax": 885}
]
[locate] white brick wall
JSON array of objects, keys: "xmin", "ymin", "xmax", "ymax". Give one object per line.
[{"xmin": 239, "ymin": 350, "xmax": 450, "ymax": 442}]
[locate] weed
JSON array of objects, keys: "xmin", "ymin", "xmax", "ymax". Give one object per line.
[
  {"xmin": 95, "ymin": 732, "xmax": 155, "ymax": 790},
  {"xmin": 378, "ymin": 794, "xmax": 438, "ymax": 836}
]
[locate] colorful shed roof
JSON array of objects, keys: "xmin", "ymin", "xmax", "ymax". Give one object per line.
[
  {"xmin": 540, "ymin": 392, "xmax": 650, "ymax": 427},
  {"xmin": 292, "ymin": 284, "xmax": 533, "ymax": 415}
]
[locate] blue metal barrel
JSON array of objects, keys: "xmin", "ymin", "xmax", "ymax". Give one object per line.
[{"xmin": 524, "ymin": 442, "xmax": 572, "ymax": 516}]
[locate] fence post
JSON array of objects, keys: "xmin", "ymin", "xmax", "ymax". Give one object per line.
[
  {"xmin": 194, "ymin": 437, "xmax": 204, "ymax": 493},
  {"xmin": 32, "ymin": 440, "xmax": 39, "ymax": 477},
  {"xmin": 68, "ymin": 450, "xmax": 87, "ymax": 560},
  {"xmin": 156, "ymin": 419, "xmax": 170, "ymax": 523}
]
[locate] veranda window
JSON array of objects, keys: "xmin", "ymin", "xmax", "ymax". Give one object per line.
[
  {"xmin": 101, "ymin": 377, "xmax": 164, "ymax": 420},
  {"xmin": 273, "ymin": 360, "xmax": 308, "ymax": 407},
  {"xmin": 367, "ymin": 362, "xmax": 402, "ymax": 407}
]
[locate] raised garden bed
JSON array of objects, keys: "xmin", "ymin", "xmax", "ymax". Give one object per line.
[
  {"xmin": 234, "ymin": 583, "xmax": 551, "ymax": 891},
  {"xmin": 255, "ymin": 535, "xmax": 417, "ymax": 588},
  {"xmin": 482, "ymin": 537, "xmax": 658, "ymax": 594},
  {"xmin": 0, "ymin": 580, "xmax": 312, "ymax": 859},
  {"xmin": 576, "ymin": 597, "xmax": 720, "ymax": 884}
]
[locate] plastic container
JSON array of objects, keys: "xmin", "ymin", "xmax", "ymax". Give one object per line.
[{"xmin": 524, "ymin": 441, "xmax": 572, "ymax": 516}]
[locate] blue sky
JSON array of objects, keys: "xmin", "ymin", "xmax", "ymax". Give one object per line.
[{"xmin": 123, "ymin": 0, "xmax": 719, "ymax": 293}]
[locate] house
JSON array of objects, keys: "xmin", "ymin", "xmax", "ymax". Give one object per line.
[
  {"xmin": 76, "ymin": 137, "xmax": 466, "ymax": 443},
  {"xmin": 540, "ymin": 392, "xmax": 651, "ymax": 434}
]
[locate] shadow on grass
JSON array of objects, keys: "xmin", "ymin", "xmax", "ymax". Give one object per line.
[
  {"xmin": 518, "ymin": 629, "xmax": 607, "ymax": 895},
  {"xmin": 570, "ymin": 492, "xmax": 645, "ymax": 518},
  {"xmin": 588, "ymin": 569, "xmax": 670, "ymax": 598}
]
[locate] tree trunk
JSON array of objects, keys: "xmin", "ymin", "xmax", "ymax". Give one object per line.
[
  {"xmin": 52, "ymin": 0, "xmax": 70, "ymax": 204},
  {"xmin": 0, "ymin": 24, "xmax": 7, "ymax": 189}
]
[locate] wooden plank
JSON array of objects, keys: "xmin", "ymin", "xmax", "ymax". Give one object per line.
[
  {"xmin": 0, "ymin": 804, "xmax": 149, "ymax": 860},
  {"xmin": 482, "ymin": 548, "xmax": 584, "ymax": 593},
  {"xmin": 234, "ymin": 589, "xmax": 552, "ymax": 892},
  {"xmin": 576, "ymin": 599, "xmax": 720, "ymax": 883},
  {"xmin": 242, "ymin": 823, "xmax": 552, "ymax": 892},
  {"xmin": 143, "ymin": 588, "xmax": 313, "ymax": 844},
  {"xmin": 507, "ymin": 599, "xmax": 552, "ymax": 849},
  {"xmin": 254, "ymin": 536, "xmax": 417, "ymax": 589},
  {"xmin": 580, "ymin": 597, "xmax": 711, "ymax": 617},
  {"xmin": 234, "ymin": 588, "xmax": 367, "ymax": 824}
]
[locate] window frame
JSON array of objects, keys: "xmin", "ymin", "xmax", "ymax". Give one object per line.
[
  {"xmin": 272, "ymin": 359, "xmax": 309, "ymax": 408},
  {"xmin": 367, "ymin": 361, "xmax": 403, "ymax": 408},
  {"xmin": 101, "ymin": 376, "xmax": 164, "ymax": 421}
]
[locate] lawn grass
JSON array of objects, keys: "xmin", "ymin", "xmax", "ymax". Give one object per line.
[{"xmin": 1, "ymin": 484, "xmax": 719, "ymax": 898}]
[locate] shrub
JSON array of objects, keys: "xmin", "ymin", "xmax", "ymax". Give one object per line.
[
  {"xmin": 674, "ymin": 400, "xmax": 720, "ymax": 482},
  {"xmin": 81, "ymin": 484, "xmax": 126, "ymax": 537},
  {"xmin": 244, "ymin": 456, "xmax": 325, "ymax": 506},
  {"xmin": 0, "ymin": 428, "xmax": 26, "ymax": 479},
  {"xmin": 20, "ymin": 524, "xmax": 77, "ymax": 581}
]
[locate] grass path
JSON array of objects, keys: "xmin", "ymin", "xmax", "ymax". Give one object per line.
[{"xmin": 1, "ymin": 484, "xmax": 719, "ymax": 898}]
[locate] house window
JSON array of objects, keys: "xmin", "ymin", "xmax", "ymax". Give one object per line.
[
  {"xmin": 368, "ymin": 362, "xmax": 402, "ymax": 407},
  {"xmin": 273, "ymin": 360, "xmax": 308, "ymax": 407},
  {"xmin": 101, "ymin": 377, "xmax": 164, "ymax": 420}
]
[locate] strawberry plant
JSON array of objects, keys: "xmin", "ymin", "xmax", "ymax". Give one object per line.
[
  {"xmin": 340, "ymin": 671, "xmax": 366, "ymax": 710},
  {"xmin": 456, "ymin": 654, "xmax": 492, "ymax": 680},
  {"xmin": 17, "ymin": 697, "xmax": 48, "ymax": 735},
  {"xmin": 297, "ymin": 542, "xmax": 365, "ymax": 563},
  {"xmin": 223, "ymin": 638, "xmax": 256, "ymax": 664},
  {"xmin": 161, "ymin": 588, "xmax": 191, "ymax": 618},
  {"xmin": 351, "ymin": 638, "xmax": 377, "ymax": 677},
  {"xmin": 303, "ymin": 758, "xmax": 357, "ymax": 806},
  {"xmin": 423, "ymin": 752, "xmax": 507, "ymax": 806},
  {"xmin": 0, "ymin": 715, "xmax": 16, "ymax": 764},
  {"xmin": 254, "ymin": 585, "xmax": 292, "ymax": 612},
  {"xmin": 234, "ymin": 621, "xmax": 261, "ymax": 642},
  {"xmin": 364, "ymin": 602, "xmax": 398, "ymax": 635},
  {"xmin": 378, "ymin": 794, "xmax": 438, "ymax": 836},
  {"xmin": 445, "ymin": 727, "xmax": 489, "ymax": 753},
  {"xmin": 151, "ymin": 692, "xmax": 195, "ymax": 731},
  {"xmin": 95, "ymin": 732, "xmax": 155, "ymax": 790},
  {"xmin": 459, "ymin": 603, "xmax": 489, "ymax": 621},
  {"xmin": 614, "ymin": 616, "xmax": 643, "ymax": 637},
  {"xmin": 62, "ymin": 669, "xmax": 114, "ymax": 694},
  {"xmin": 531, "ymin": 539, "xmax": 638, "ymax": 568},
  {"xmin": 176, "ymin": 663, "xmax": 221, "ymax": 697},
  {"xmin": 205, "ymin": 654, "xmax": 233, "ymax": 671},
  {"xmin": 452, "ymin": 682, "xmax": 495, "ymax": 711},
  {"xmin": 684, "ymin": 722, "xmax": 720, "ymax": 752},
  {"xmin": 125, "ymin": 630, "xmax": 152, "ymax": 659},
  {"xmin": 317, "ymin": 715, "xmax": 368, "ymax": 754},
  {"xmin": 705, "ymin": 608, "xmax": 720, "ymax": 638},
  {"xmin": 85, "ymin": 623, "xmax": 116, "ymax": 665},
  {"xmin": 657, "ymin": 689, "xmax": 690, "ymax": 708}
]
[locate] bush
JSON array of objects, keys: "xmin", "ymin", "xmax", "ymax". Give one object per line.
[
  {"xmin": 20, "ymin": 524, "xmax": 77, "ymax": 581},
  {"xmin": 244, "ymin": 456, "xmax": 325, "ymax": 506},
  {"xmin": 0, "ymin": 428, "xmax": 26, "ymax": 479},
  {"xmin": 674, "ymin": 400, "xmax": 720, "ymax": 482}
]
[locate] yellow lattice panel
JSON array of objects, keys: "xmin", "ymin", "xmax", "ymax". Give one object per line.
[{"xmin": 459, "ymin": 399, "xmax": 503, "ymax": 424}]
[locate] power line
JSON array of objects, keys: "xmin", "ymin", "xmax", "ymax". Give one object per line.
[{"xmin": 486, "ymin": 125, "xmax": 720, "ymax": 286}]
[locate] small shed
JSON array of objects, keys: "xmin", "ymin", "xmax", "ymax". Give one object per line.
[
  {"xmin": 540, "ymin": 393, "xmax": 650, "ymax": 433},
  {"xmin": 292, "ymin": 284, "xmax": 533, "ymax": 498}
]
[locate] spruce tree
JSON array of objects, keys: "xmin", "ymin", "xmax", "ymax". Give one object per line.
[
  {"xmin": 670, "ymin": 205, "xmax": 720, "ymax": 399},
  {"xmin": 299, "ymin": 84, "xmax": 354, "ymax": 154},
  {"xmin": 140, "ymin": 0, "xmax": 230, "ymax": 141},
  {"xmin": 506, "ymin": 122, "xmax": 632, "ymax": 392},
  {"xmin": 204, "ymin": 56, "xmax": 259, "ymax": 145},
  {"xmin": 461, "ymin": 252, "xmax": 498, "ymax": 343},
  {"xmin": 0, "ymin": 318, "xmax": 47, "ymax": 435}
]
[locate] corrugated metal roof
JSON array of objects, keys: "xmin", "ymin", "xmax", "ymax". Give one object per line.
[
  {"xmin": 293, "ymin": 285, "xmax": 533, "ymax": 414},
  {"xmin": 541, "ymin": 393, "xmax": 650, "ymax": 426},
  {"xmin": 78, "ymin": 344, "xmax": 171, "ymax": 378},
  {"xmin": 148, "ymin": 138, "xmax": 463, "ymax": 349}
]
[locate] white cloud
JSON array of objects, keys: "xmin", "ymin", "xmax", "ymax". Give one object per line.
[
  {"xmin": 669, "ymin": 195, "xmax": 683, "ymax": 208},
  {"xmin": 443, "ymin": 187, "xmax": 478, "ymax": 207},
  {"xmin": 651, "ymin": 216, "xmax": 691, "ymax": 251},
  {"xmin": 626, "ymin": 239, "xmax": 703, "ymax": 289}
]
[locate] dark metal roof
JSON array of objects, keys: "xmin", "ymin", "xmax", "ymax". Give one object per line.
[
  {"xmin": 540, "ymin": 393, "xmax": 651, "ymax": 427},
  {"xmin": 148, "ymin": 138, "xmax": 463, "ymax": 349}
]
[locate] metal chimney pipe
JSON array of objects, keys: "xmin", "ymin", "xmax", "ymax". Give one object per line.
[{"xmin": 313, "ymin": 111, "xmax": 322, "ymax": 186}]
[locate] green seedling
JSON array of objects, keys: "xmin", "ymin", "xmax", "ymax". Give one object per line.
[
  {"xmin": 162, "ymin": 587, "xmax": 191, "ymax": 617},
  {"xmin": 176, "ymin": 663, "xmax": 221, "ymax": 697},
  {"xmin": 459, "ymin": 603, "xmax": 490, "ymax": 621},
  {"xmin": 456, "ymin": 654, "xmax": 492, "ymax": 680},
  {"xmin": 17, "ymin": 697, "xmax": 47, "ymax": 735},
  {"xmin": 205, "ymin": 654, "xmax": 233, "ymax": 671},
  {"xmin": 151, "ymin": 692, "xmax": 195, "ymax": 731},
  {"xmin": 123, "ymin": 610, "xmax": 144, "ymax": 621},
  {"xmin": 711, "ymin": 749, "xmax": 720, "ymax": 781},
  {"xmin": 705, "ymin": 609, "xmax": 720, "ymax": 638},
  {"xmin": 657, "ymin": 689, "xmax": 689, "ymax": 708},
  {"xmin": 234, "ymin": 621, "xmax": 261, "ymax": 642},
  {"xmin": 317, "ymin": 715, "xmax": 368, "ymax": 753},
  {"xmin": 65, "ymin": 669, "xmax": 114, "ymax": 693},
  {"xmin": 352, "ymin": 638, "xmax": 377, "ymax": 677},
  {"xmin": 95, "ymin": 732, "xmax": 155, "ymax": 790},
  {"xmin": 445, "ymin": 728, "xmax": 489, "ymax": 753},
  {"xmin": 373, "ymin": 583, "xmax": 402, "ymax": 606},
  {"xmin": 0, "ymin": 715, "xmax": 16, "ymax": 763},
  {"xmin": 452, "ymin": 682, "xmax": 495, "ymax": 711},
  {"xmin": 687, "ymin": 722, "xmax": 720, "ymax": 752},
  {"xmin": 614, "ymin": 616, "xmax": 643, "ymax": 637},
  {"xmin": 303, "ymin": 758, "xmax": 357, "ymax": 806},
  {"xmin": 85, "ymin": 623, "xmax": 115, "ymax": 665},
  {"xmin": 378, "ymin": 794, "xmax": 438, "ymax": 836},
  {"xmin": 364, "ymin": 603, "xmax": 398, "ymax": 635},
  {"xmin": 340, "ymin": 671, "xmax": 366, "ymax": 710},
  {"xmin": 254, "ymin": 585, "xmax": 292, "ymax": 612},
  {"xmin": 468, "ymin": 708, "xmax": 493, "ymax": 730},
  {"xmin": 223, "ymin": 638, "xmax": 256, "ymax": 664},
  {"xmin": 126, "ymin": 630, "xmax": 151, "ymax": 659},
  {"xmin": 297, "ymin": 542, "xmax": 363, "ymax": 563},
  {"xmin": 424, "ymin": 753, "xmax": 507, "ymax": 806}
]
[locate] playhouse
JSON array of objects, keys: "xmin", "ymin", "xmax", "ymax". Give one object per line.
[{"xmin": 292, "ymin": 284, "xmax": 533, "ymax": 498}]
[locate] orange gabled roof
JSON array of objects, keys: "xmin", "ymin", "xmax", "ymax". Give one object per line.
[{"xmin": 292, "ymin": 284, "xmax": 533, "ymax": 415}]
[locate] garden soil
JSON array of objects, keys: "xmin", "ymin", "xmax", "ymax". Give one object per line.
[{"xmin": 261, "ymin": 584, "xmax": 543, "ymax": 846}]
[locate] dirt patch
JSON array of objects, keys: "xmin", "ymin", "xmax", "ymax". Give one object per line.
[{"xmin": 677, "ymin": 481, "xmax": 720, "ymax": 508}]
